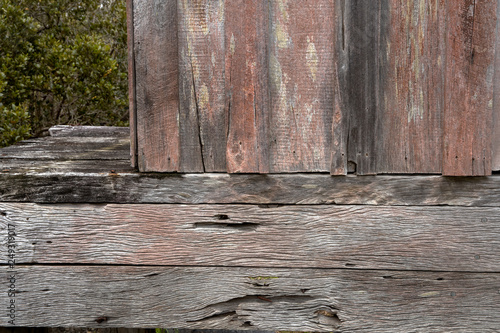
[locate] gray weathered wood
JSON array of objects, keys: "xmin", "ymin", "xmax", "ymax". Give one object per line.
[
  {"xmin": 1, "ymin": 169, "xmax": 499, "ymax": 206},
  {"xmin": 1, "ymin": 266, "xmax": 499, "ymax": 331},
  {"xmin": 48, "ymin": 126, "xmax": 129, "ymax": 138},
  {"xmin": 134, "ymin": 0, "xmax": 180, "ymax": 172},
  {"xmin": 335, "ymin": 0, "xmax": 381, "ymax": 175},
  {"xmin": 0, "ymin": 137, "xmax": 129, "ymax": 161},
  {"xmin": 1, "ymin": 203, "xmax": 500, "ymax": 272},
  {"xmin": 178, "ymin": 0, "xmax": 227, "ymax": 172}
]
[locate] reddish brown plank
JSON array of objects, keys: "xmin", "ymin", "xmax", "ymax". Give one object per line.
[
  {"xmin": 127, "ymin": 0, "xmax": 137, "ymax": 168},
  {"xmin": 178, "ymin": 0, "xmax": 227, "ymax": 172},
  {"xmin": 134, "ymin": 0, "xmax": 180, "ymax": 172},
  {"xmin": 378, "ymin": 0, "xmax": 445, "ymax": 174},
  {"xmin": 225, "ymin": 0, "xmax": 270, "ymax": 173},
  {"xmin": 443, "ymin": 0, "xmax": 497, "ymax": 176},
  {"xmin": 268, "ymin": 0, "xmax": 335, "ymax": 173}
]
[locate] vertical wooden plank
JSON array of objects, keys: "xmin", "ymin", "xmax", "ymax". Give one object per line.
[
  {"xmin": 134, "ymin": 0, "xmax": 180, "ymax": 172},
  {"xmin": 225, "ymin": 0, "xmax": 270, "ymax": 173},
  {"xmin": 335, "ymin": 0, "xmax": 382, "ymax": 175},
  {"xmin": 330, "ymin": 0, "xmax": 348, "ymax": 175},
  {"xmin": 378, "ymin": 0, "xmax": 445, "ymax": 174},
  {"xmin": 127, "ymin": 0, "xmax": 137, "ymax": 168},
  {"xmin": 493, "ymin": 0, "xmax": 500, "ymax": 172},
  {"xmin": 443, "ymin": 0, "xmax": 497, "ymax": 176},
  {"xmin": 178, "ymin": 0, "xmax": 227, "ymax": 172},
  {"xmin": 269, "ymin": 0, "xmax": 335, "ymax": 173}
]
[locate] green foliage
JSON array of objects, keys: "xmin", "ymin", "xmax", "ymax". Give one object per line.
[{"xmin": 0, "ymin": 0, "xmax": 128, "ymax": 147}]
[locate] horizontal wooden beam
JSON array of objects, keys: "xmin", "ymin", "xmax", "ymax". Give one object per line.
[
  {"xmin": 0, "ymin": 171, "xmax": 499, "ymax": 206},
  {"xmin": 1, "ymin": 203, "xmax": 499, "ymax": 272},
  {"xmin": 1, "ymin": 266, "xmax": 498, "ymax": 331}
]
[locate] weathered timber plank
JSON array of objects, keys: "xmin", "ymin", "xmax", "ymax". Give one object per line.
[
  {"xmin": 268, "ymin": 0, "xmax": 335, "ymax": 172},
  {"xmin": 127, "ymin": 0, "xmax": 137, "ymax": 169},
  {"xmin": 178, "ymin": 0, "xmax": 227, "ymax": 172},
  {"xmin": 0, "ymin": 137, "xmax": 129, "ymax": 161},
  {"xmin": 2, "ymin": 203, "xmax": 500, "ymax": 271},
  {"xmin": 494, "ymin": 0, "xmax": 500, "ymax": 172},
  {"xmin": 443, "ymin": 0, "xmax": 497, "ymax": 176},
  {"xmin": 134, "ymin": 0, "xmax": 180, "ymax": 172},
  {"xmin": 48, "ymin": 126, "xmax": 129, "ymax": 138},
  {"xmin": 1, "ymin": 266, "xmax": 499, "ymax": 331},
  {"xmin": 0, "ymin": 159, "xmax": 134, "ymax": 174},
  {"xmin": 377, "ymin": 0, "xmax": 445, "ymax": 173},
  {"xmin": 225, "ymin": 0, "xmax": 270, "ymax": 173},
  {"xmin": 1, "ymin": 171, "xmax": 500, "ymax": 206},
  {"xmin": 335, "ymin": 0, "xmax": 381, "ymax": 175}
]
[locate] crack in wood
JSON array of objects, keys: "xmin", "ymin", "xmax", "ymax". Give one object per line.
[
  {"xmin": 190, "ymin": 60, "xmax": 206, "ymax": 173},
  {"xmin": 193, "ymin": 221, "xmax": 259, "ymax": 232}
]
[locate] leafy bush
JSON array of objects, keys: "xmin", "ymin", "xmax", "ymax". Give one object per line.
[{"xmin": 0, "ymin": 0, "xmax": 128, "ymax": 146}]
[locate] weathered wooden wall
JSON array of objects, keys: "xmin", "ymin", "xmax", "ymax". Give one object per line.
[
  {"xmin": 129, "ymin": 0, "xmax": 500, "ymax": 175},
  {"xmin": 1, "ymin": 126, "xmax": 500, "ymax": 331}
]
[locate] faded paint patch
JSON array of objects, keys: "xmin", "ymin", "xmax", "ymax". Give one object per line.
[
  {"xmin": 199, "ymin": 84, "xmax": 209, "ymax": 110},
  {"xmin": 276, "ymin": 22, "xmax": 291, "ymax": 49},
  {"xmin": 306, "ymin": 36, "xmax": 319, "ymax": 82},
  {"xmin": 230, "ymin": 33, "xmax": 236, "ymax": 55},
  {"xmin": 270, "ymin": 54, "xmax": 283, "ymax": 92}
]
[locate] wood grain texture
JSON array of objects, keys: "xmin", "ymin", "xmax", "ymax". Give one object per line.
[
  {"xmin": 0, "ymin": 136, "xmax": 129, "ymax": 161},
  {"xmin": 1, "ymin": 170, "xmax": 500, "ymax": 206},
  {"xmin": 225, "ymin": 0, "xmax": 270, "ymax": 173},
  {"xmin": 268, "ymin": 0, "xmax": 335, "ymax": 172},
  {"xmin": 134, "ymin": 0, "xmax": 180, "ymax": 172},
  {"xmin": 443, "ymin": 0, "xmax": 497, "ymax": 176},
  {"xmin": 127, "ymin": 0, "xmax": 137, "ymax": 168},
  {"xmin": 493, "ymin": 0, "xmax": 500, "ymax": 172},
  {"xmin": 378, "ymin": 0, "xmax": 445, "ymax": 173},
  {"xmin": 178, "ymin": 0, "xmax": 227, "ymax": 172},
  {"xmin": 335, "ymin": 0, "xmax": 381, "ymax": 175},
  {"xmin": 2, "ymin": 132, "xmax": 500, "ymax": 205},
  {"xmin": 1, "ymin": 266, "xmax": 499, "ymax": 331},
  {"xmin": 48, "ymin": 126, "xmax": 129, "ymax": 138},
  {"xmin": 2, "ymin": 203, "xmax": 500, "ymax": 271}
]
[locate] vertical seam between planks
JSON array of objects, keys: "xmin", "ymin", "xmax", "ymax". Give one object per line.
[{"xmin": 127, "ymin": 0, "xmax": 138, "ymax": 169}]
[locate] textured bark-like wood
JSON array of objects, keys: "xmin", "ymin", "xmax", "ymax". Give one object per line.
[
  {"xmin": 134, "ymin": 0, "xmax": 180, "ymax": 172},
  {"xmin": 1, "ymin": 266, "xmax": 499, "ymax": 331},
  {"xmin": 127, "ymin": 0, "xmax": 137, "ymax": 168},
  {"xmin": 268, "ymin": 0, "xmax": 335, "ymax": 172},
  {"xmin": 378, "ymin": 0, "xmax": 445, "ymax": 173},
  {"xmin": 2, "ymin": 203, "xmax": 500, "ymax": 272},
  {"xmin": 443, "ymin": 0, "xmax": 497, "ymax": 176},
  {"xmin": 178, "ymin": 0, "xmax": 227, "ymax": 172},
  {"xmin": 225, "ymin": 0, "xmax": 270, "ymax": 173}
]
